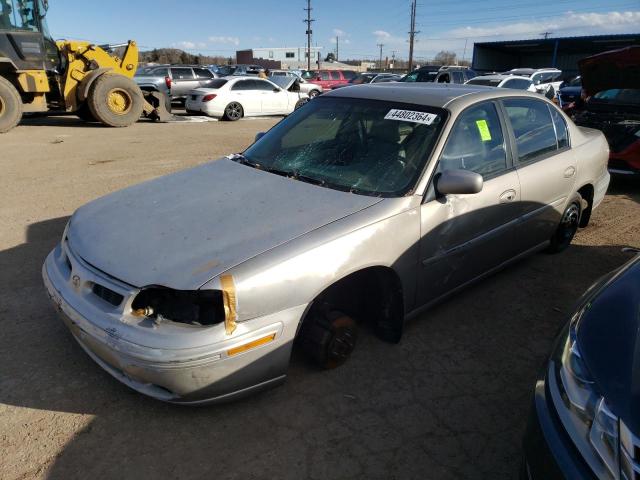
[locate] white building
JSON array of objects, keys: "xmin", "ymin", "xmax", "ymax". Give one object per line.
[{"xmin": 237, "ymin": 47, "xmax": 324, "ymax": 69}]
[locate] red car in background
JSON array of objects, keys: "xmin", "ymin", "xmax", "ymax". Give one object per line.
[
  {"xmin": 304, "ymin": 69, "xmax": 357, "ymax": 90},
  {"xmin": 571, "ymin": 46, "xmax": 640, "ymax": 175}
]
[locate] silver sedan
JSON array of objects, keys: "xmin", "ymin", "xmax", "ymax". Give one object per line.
[{"xmin": 43, "ymin": 83, "xmax": 610, "ymax": 404}]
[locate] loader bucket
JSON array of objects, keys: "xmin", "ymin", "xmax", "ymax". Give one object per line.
[{"xmin": 141, "ymin": 91, "xmax": 173, "ymax": 122}]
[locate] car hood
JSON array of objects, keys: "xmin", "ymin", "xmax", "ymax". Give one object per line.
[
  {"xmin": 578, "ymin": 46, "xmax": 640, "ymax": 97},
  {"xmin": 577, "ymin": 255, "xmax": 640, "ymax": 432},
  {"xmin": 67, "ymin": 158, "xmax": 382, "ymax": 290}
]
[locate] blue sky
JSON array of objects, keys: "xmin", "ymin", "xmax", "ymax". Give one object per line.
[{"xmin": 47, "ymin": 0, "xmax": 640, "ymax": 61}]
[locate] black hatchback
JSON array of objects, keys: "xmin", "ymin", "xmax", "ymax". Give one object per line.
[{"xmin": 522, "ymin": 252, "xmax": 640, "ymax": 479}]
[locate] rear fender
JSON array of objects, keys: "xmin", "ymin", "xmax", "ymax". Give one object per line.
[{"xmin": 76, "ymin": 68, "xmax": 112, "ymax": 102}]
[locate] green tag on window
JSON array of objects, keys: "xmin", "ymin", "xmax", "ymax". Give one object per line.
[{"xmin": 476, "ymin": 119, "xmax": 492, "ymax": 142}]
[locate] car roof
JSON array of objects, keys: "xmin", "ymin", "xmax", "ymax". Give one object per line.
[
  {"xmin": 323, "ymin": 82, "xmax": 545, "ymax": 111},
  {"xmin": 470, "ymin": 74, "xmax": 531, "ymax": 81}
]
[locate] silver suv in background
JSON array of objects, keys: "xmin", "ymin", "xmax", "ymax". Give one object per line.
[{"xmin": 135, "ymin": 66, "xmax": 219, "ymax": 102}]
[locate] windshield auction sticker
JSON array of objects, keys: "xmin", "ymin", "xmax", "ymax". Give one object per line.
[{"xmin": 385, "ymin": 109, "xmax": 438, "ymax": 125}]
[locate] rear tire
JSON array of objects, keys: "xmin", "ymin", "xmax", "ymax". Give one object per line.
[
  {"xmin": 298, "ymin": 310, "xmax": 357, "ymax": 369},
  {"xmin": 308, "ymin": 89, "xmax": 320, "ymax": 98},
  {"xmin": 223, "ymin": 102, "xmax": 243, "ymax": 121},
  {"xmin": 546, "ymin": 192, "xmax": 582, "ymax": 253},
  {"xmin": 0, "ymin": 76, "xmax": 23, "ymax": 133},
  {"xmin": 294, "ymin": 99, "xmax": 308, "ymax": 110},
  {"xmin": 87, "ymin": 74, "xmax": 144, "ymax": 127}
]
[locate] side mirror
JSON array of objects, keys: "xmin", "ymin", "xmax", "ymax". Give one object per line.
[
  {"xmin": 255, "ymin": 132, "xmax": 266, "ymax": 142},
  {"xmin": 436, "ymin": 169, "xmax": 483, "ymax": 195}
]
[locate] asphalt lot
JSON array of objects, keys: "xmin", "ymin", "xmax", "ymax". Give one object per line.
[{"xmin": 1, "ymin": 110, "xmax": 639, "ymax": 480}]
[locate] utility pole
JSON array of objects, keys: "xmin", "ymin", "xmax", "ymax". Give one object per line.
[
  {"xmin": 540, "ymin": 31, "xmax": 553, "ymax": 39},
  {"xmin": 408, "ymin": 0, "xmax": 419, "ymax": 71},
  {"xmin": 304, "ymin": 0, "xmax": 314, "ymax": 70},
  {"xmin": 336, "ymin": 35, "xmax": 339, "ymax": 61},
  {"xmin": 377, "ymin": 43, "xmax": 384, "ymax": 70}
]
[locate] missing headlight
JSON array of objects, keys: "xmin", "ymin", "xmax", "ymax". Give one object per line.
[{"xmin": 131, "ymin": 288, "xmax": 225, "ymax": 326}]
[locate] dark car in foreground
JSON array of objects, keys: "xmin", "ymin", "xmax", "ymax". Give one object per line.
[
  {"xmin": 522, "ymin": 252, "xmax": 640, "ymax": 479},
  {"xmin": 572, "ymin": 46, "xmax": 640, "ymax": 175}
]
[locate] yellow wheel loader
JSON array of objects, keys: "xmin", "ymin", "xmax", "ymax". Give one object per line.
[{"xmin": 0, "ymin": 0, "xmax": 170, "ymax": 133}]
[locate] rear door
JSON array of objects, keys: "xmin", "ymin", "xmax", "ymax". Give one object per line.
[
  {"xmin": 501, "ymin": 98, "xmax": 576, "ymax": 251},
  {"xmin": 170, "ymin": 67, "xmax": 198, "ymax": 97},
  {"xmin": 418, "ymin": 101, "xmax": 522, "ymax": 305},
  {"xmin": 229, "ymin": 79, "xmax": 262, "ymax": 115}
]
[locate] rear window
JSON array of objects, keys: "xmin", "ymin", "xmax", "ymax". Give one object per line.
[
  {"xmin": 467, "ymin": 78, "xmax": 501, "ymax": 87},
  {"xmin": 342, "ymin": 70, "xmax": 358, "ymax": 80},
  {"xmin": 203, "ymin": 79, "xmax": 228, "ymax": 89},
  {"xmin": 171, "ymin": 68, "xmax": 194, "ymax": 79},
  {"xmin": 194, "ymin": 68, "xmax": 214, "ymax": 79},
  {"xmin": 146, "ymin": 67, "xmax": 168, "ymax": 76},
  {"xmin": 329, "ymin": 71, "xmax": 341, "ymax": 80}
]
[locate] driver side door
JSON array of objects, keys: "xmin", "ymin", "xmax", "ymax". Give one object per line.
[{"xmin": 417, "ymin": 101, "xmax": 523, "ymax": 306}]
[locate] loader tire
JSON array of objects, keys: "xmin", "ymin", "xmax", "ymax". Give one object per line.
[
  {"xmin": 76, "ymin": 103, "xmax": 96, "ymax": 122},
  {"xmin": 87, "ymin": 74, "xmax": 144, "ymax": 127},
  {"xmin": 0, "ymin": 76, "xmax": 23, "ymax": 133}
]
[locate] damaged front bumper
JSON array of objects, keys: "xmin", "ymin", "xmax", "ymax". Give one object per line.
[{"xmin": 43, "ymin": 242, "xmax": 303, "ymax": 404}]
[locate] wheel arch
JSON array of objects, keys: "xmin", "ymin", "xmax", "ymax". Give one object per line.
[
  {"xmin": 576, "ymin": 183, "xmax": 594, "ymax": 227},
  {"xmin": 298, "ymin": 265, "xmax": 405, "ymax": 344},
  {"xmin": 76, "ymin": 68, "xmax": 113, "ymax": 103}
]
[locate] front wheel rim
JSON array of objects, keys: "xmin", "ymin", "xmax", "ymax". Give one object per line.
[
  {"xmin": 107, "ymin": 88, "xmax": 133, "ymax": 115},
  {"xmin": 0, "ymin": 96, "xmax": 5, "ymax": 117}
]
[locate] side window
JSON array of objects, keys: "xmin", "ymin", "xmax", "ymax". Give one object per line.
[
  {"xmin": 439, "ymin": 103, "xmax": 507, "ymax": 177},
  {"xmin": 254, "ymin": 80, "xmax": 276, "ymax": 91},
  {"xmin": 437, "ymin": 73, "xmax": 450, "ymax": 83},
  {"xmin": 503, "ymin": 98, "xmax": 558, "ymax": 162},
  {"xmin": 171, "ymin": 68, "xmax": 194, "ymax": 80},
  {"xmin": 329, "ymin": 71, "xmax": 341, "ymax": 80},
  {"xmin": 549, "ymin": 106, "xmax": 569, "ymax": 149},
  {"xmin": 531, "ymin": 73, "xmax": 542, "ymax": 85},
  {"xmin": 319, "ymin": 71, "xmax": 331, "ymax": 81},
  {"xmin": 452, "ymin": 71, "xmax": 464, "ymax": 84},
  {"xmin": 231, "ymin": 80, "xmax": 254, "ymax": 91},
  {"xmin": 149, "ymin": 67, "xmax": 169, "ymax": 76},
  {"xmin": 404, "ymin": 72, "xmax": 418, "ymax": 82},
  {"xmin": 194, "ymin": 68, "xmax": 214, "ymax": 79}
]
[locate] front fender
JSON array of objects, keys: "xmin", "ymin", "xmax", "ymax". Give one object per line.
[{"xmin": 202, "ymin": 197, "xmax": 421, "ymax": 323}]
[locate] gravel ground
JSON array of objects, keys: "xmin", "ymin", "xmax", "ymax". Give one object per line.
[{"xmin": 1, "ymin": 112, "xmax": 638, "ymax": 480}]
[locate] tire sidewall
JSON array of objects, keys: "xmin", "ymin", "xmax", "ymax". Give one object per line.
[
  {"xmin": 87, "ymin": 74, "xmax": 144, "ymax": 127},
  {"xmin": 0, "ymin": 77, "xmax": 23, "ymax": 133},
  {"xmin": 548, "ymin": 193, "xmax": 582, "ymax": 253}
]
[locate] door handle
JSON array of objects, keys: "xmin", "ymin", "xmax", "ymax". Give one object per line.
[
  {"xmin": 564, "ymin": 166, "xmax": 576, "ymax": 178},
  {"xmin": 499, "ymin": 189, "xmax": 516, "ymax": 203}
]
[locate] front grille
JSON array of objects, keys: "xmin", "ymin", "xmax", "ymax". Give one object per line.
[{"xmin": 92, "ymin": 283, "xmax": 124, "ymax": 307}]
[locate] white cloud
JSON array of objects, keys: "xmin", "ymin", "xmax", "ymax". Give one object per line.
[
  {"xmin": 208, "ymin": 36, "xmax": 240, "ymax": 46},
  {"xmin": 448, "ymin": 11, "xmax": 640, "ymax": 39},
  {"xmin": 172, "ymin": 41, "xmax": 206, "ymax": 50},
  {"xmin": 333, "ymin": 28, "xmax": 345, "ymax": 36},
  {"xmin": 406, "ymin": 10, "xmax": 640, "ymax": 60},
  {"xmin": 372, "ymin": 30, "xmax": 391, "ymax": 39}
]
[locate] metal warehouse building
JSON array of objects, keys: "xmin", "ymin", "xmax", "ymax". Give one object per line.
[
  {"xmin": 236, "ymin": 47, "xmax": 323, "ymax": 69},
  {"xmin": 472, "ymin": 33, "xmax": 640, "ymax": 76}
]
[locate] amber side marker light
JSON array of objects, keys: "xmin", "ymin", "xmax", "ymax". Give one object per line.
[{"xmin": 227, "ymin": 334, "xmax": 276, "ymax": 357}]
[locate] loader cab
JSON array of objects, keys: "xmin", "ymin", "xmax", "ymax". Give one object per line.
[{"xmin": 0, "ymin": 0, "xmax": 58, "ymax": 71}]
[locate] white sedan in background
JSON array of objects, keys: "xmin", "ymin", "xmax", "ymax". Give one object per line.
[
  {"xmin": 185, "ymin": 76, "xmax": 308, "ymax": 120},
  {"xmin": 465, "ymin": 74, "xmax": 537, "ymax": 92}
]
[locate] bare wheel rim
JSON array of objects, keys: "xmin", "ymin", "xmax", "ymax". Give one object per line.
[
  {"xmin": 327, "ymin": 327, "xmax": 356, "ymax": 362},
  {"xmin": 0, "ymin": 95, "xmax": 5, "ymax": 117},
  {"xmin": 226, "ymin": 103, "xmax": 242, "ymax": 119},
  {"xmin": 107, "ymin": 88, "xmax": 133, "ymax": 115}
]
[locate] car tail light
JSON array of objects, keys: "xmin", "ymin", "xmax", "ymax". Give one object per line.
[
  {"xmin": 165, "ymin": 76, "xmax": 172, "ymax": 89},
  {"xmin": 202, "ymin": 94, "xmax": 217, "ymax": 102}
]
